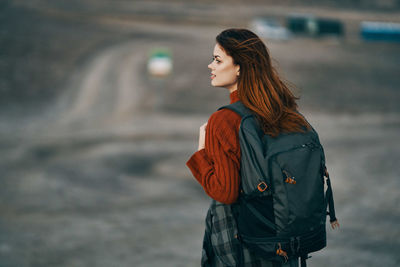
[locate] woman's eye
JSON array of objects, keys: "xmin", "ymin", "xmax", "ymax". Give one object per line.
[{"xmin": 212, "ymin": 57, "xmax": 221, "ymax": 63}]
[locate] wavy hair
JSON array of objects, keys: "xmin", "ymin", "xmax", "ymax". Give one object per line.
[{"xmin": 216, "ymin": 28, "xmax": 310, "ymax": 137}]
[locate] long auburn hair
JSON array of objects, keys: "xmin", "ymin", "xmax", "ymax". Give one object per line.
[{"xmin": 216, "ymin": 28, "xmax": 310, "ymax": 137}]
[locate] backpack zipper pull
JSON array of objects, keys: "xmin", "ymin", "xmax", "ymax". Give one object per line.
[
  {"xmin": 276, "ymin": 243, "xmax": 288, "ymax": 262},
  {"xmin": 283, "ymin": 170, "xmax": 296, "ymax": 184}
]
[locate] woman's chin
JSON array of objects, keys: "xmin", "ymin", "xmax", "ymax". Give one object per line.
[{"xmin": 211, "ymin": 81, "xmax": 227, "ymax": 89}]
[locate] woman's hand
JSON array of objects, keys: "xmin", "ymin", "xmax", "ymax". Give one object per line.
[{"xmin": 198, "ymin": 122, "xmax": 208, "ymax": 151}]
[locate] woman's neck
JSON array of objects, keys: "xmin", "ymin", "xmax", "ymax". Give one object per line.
[{"xmin": 229, "ymin": 87, "xmax": 238, "ymax": 93}]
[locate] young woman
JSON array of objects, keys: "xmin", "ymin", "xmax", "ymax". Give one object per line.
[{"xmin": 186, "ymin": 28, "xmax": 310, "ymax": 267}]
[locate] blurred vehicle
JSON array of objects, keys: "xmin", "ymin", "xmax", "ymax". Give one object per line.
[
  {"xmin": 360, "ymin": 21, "xmax": 400, "ymax": 42},
  {"xmin": 250, "ymin": 17, "xmax": 292, "ymax": 40},
  {"xmin": 287, "ymin": 13, "xmax": 344, "ymax": 37}
]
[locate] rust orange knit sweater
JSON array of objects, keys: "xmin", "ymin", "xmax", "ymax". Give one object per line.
[{"xmin": 186, "ymin": 90, "xmax": 242, "ymax": 204}]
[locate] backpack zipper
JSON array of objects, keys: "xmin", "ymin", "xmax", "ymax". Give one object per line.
[{"xmin": 269, "ymin": 142, "xmax": 321, "ymax": 159}]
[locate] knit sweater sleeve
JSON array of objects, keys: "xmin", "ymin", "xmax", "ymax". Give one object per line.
[{"xmin": 186, "ymin": 109, "xmax": 241, "ymax": 204}]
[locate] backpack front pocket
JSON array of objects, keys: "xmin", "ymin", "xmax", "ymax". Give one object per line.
[{"xmin": 271, "ymin": 144, "xmax": 325, "ymax": 235}]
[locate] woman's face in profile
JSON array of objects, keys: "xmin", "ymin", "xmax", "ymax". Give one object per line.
[{"xmin": 208, "ymin": 43, "xmax": 240, "ymax": 92}]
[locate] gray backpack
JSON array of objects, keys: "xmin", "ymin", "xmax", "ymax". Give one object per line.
[{"xmin": 219, "ymin": 101, "xmax": 337, "ymax": 266}]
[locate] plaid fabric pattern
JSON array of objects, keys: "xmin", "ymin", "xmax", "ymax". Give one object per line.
[{"xmin": 201, "ymin": 200, "xmax": 275, "ymax": 267}]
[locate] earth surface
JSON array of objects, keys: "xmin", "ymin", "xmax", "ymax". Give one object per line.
[{"xmin": 1, "ymin": 1, "xmax": 400, "ymax": 266}]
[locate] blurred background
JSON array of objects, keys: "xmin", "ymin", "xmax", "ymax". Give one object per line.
[{"xmin": 1, "ymin": 0, "xmax": 399, "ymax": 266}]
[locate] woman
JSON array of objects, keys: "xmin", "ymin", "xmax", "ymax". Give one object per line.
[{"xmin": 186, "ymin": 28, "xmax": 310, "ymax": 267}]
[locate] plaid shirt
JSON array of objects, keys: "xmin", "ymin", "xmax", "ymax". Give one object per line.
[{"xmin": 201, "ymin": 200, "xmax": 275, "ymax": 267}]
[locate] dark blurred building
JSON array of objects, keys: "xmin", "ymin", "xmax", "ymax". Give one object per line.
[{"xmin": 287, "ymin": 14, "xmax": 344, "ymax": 37}]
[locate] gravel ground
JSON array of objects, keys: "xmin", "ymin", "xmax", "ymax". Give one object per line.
[{"xmin": 1, "ymin": 2, "xmax": 400, "ymax": 267}]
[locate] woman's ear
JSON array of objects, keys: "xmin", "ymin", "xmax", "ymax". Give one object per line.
[{"xmin": 236, "ymin": 66, "xmax": 240, "ymax": 76}]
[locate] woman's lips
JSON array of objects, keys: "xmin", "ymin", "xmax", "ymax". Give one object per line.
[{"xmin": 211, "ymin": 74, "xmax": 216, "ymax": 79}]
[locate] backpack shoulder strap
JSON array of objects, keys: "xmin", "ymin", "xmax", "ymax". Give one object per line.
[{"xmin": 218, "ymin": 101, "xmax": 253, "ymax": 118}]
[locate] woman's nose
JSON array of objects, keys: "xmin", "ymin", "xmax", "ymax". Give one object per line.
[{"xmin": 208, "ymin": 63, "xmax": 212, "ymax": 70}]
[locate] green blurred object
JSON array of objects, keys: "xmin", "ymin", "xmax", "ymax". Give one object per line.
[
  {"xmin": 147, "ymin": 48, "xmax": 173, "ymax": 77},
  {"xmin": 149, "ymin": 48, "xmax": 172, "ymax": 58}
]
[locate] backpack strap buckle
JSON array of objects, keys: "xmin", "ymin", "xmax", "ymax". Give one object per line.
[{"xmin": 257, "ymin": 182, "xmax": 268, "ymax": 192}]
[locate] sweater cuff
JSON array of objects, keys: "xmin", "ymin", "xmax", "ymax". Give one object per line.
[{"xmin": 186, "ymin": 149, "xmax": 213, "ymax": 183}]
